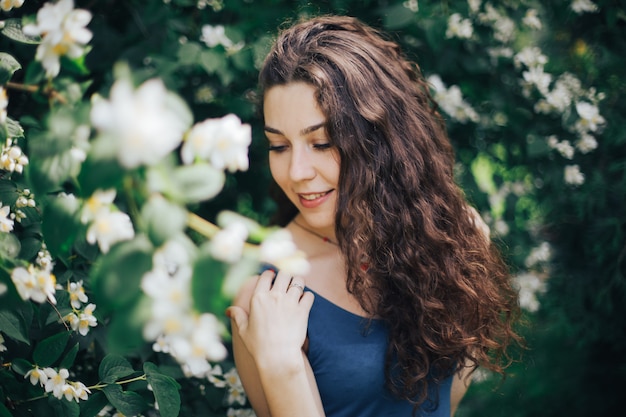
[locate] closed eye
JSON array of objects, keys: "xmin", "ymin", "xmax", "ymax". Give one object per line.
[
  {"xmin": 313, "ymin": 143, "xmax": 332, "ymax": 151},
  {"xmin": 268, "ymin": 144, "xmax": 288, "ymax": 153}
]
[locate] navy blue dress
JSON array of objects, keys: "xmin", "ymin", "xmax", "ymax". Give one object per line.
[{"xmin": 306, "ymin": 289, "xmax": 452, "ymax": 417}]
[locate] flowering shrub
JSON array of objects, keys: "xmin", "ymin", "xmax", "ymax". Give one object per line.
[{"xmin": 1, "ymin": 1, "xmax": 623, "ymax": 417}]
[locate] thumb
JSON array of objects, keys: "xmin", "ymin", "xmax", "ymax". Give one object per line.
[{"xmin": 226, "ymin": 306, "xmax": 248, "ymax": 330}]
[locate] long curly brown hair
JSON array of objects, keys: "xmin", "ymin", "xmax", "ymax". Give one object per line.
[{"xmin": 259, "ymin": 15, "xmax": 522, "ymax": 411}]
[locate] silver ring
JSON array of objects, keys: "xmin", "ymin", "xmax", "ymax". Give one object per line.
[{"xmin": 288, "ymin": 282, "xmax": 305, "ymax": 294}]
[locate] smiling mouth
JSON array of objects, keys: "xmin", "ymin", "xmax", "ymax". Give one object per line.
[{"xmin": 299, "ymin": 191, "xmax": 332, "ymax": 200}]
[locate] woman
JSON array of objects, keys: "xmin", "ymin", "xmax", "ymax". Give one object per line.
[{"xmin": 227, "ymin": 15, "xmax": 521, "ymax": 417}]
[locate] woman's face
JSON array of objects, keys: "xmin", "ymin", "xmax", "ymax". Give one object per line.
[{"xmin": 263, "ymin": 82, "xmax": 340, "ymax": 236}]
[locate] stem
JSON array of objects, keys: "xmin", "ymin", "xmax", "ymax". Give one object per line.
[
  {"xmin": 5, "ymin": 81, "xmax": 68, "ymax": 105},
  {"xmin": 88, "ymin": 374, "xmax": 147, "ymax": 390},
  {"xmin": 5, "ymin": 82, "xmax": 38, "ymax": 93},
  {"xmin": 187, "ymin": 212, "xmax": 220, "ymax": 239}
]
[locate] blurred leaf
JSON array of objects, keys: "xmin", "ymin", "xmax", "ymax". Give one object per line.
[
  {"xmin": 98, "ymin": 354, "xmax": 135, "ymax": 383},
  {"xmin": 144, "ymin": 362, "xmax": 181, "ymax": 417},
  {"xmin": 0, "ymin": 52, "xmax": 21, "ymax": 84},
  {"xmin": 191, "ymin": 246, "xmax": 229, "ymax": 315},
  {"xmin": 0, "ymin": 402, "xmax": 11, "ymax": 417},
  {"xmin": 140, "ymin": 194, "xmax": 188, "ymax": 247},
  {"xmin": 0, "ymin": 19, "xmax": 41, "ymax": 44},
  {"xmin": 381, "ymin": 3, "xmax": 415, "ymax": 30},
  {"xmin": 102, "ymin": 384, "xmax": 149, "ymax": 416},
  {"xmin": 49, "ymin": 395, "xmax": 80, "ymax": 417},
  {"xmin": 33, "ymin": 331, "xmax": 71, "ymax": 367},
  {"xmin": 148, "ymin": 162, "xmax": 225, "ymax": 205},
  {"xmin": 90, "ymin": 236, "xmax": 153, "ymax": 311},
  {"xmin": 6, "ymin": 117, "xmax": 24, "ymax": 140},
  {"xmin": 40, "ymin": 195, "xmax": 80, "ymax": 266},
  {"xmin": 0, "ymin": 232, "xmax": 21, "ymax": 259}
]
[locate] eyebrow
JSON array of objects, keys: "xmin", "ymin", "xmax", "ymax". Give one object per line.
[{"xmin": 264, "ymin": 122, "xmax": 326, "ymax": 136}]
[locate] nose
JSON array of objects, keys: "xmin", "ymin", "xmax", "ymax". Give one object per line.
[{"xmin": 289, "ymin": 146, "xmax": 316, "ymax": 182}]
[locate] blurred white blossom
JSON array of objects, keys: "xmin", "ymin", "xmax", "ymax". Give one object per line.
[
  {"xmin": 86, "ymin": 209, "xmax": 134, "ymax": 253},
  {"xmin": 181, "ymin": 114, "xmax": 251, "ymax": 173},
  {"xmin": 522, "ymin": 9, "xmax": 542, "ymax": 30},
  {"xmin": 571, "ymin": 0, "xmax": 599, "ymax": 14},
  {"xmin": 91, "ymin": 78, "xmax": 191, "ymax": 168},
  {"xmin": 0, "ymin": 333, "xmax": 6, "ymax": 352},
  {"xmin": 478, "ymin": 4, "xmax": 515, "ymax": 43},
  {"xmin": 11, "ymin": 264, "xmax": 57, "ymax": 304},
  {"xmin": 200, "ymin": 24, "xmax": 244, "ymax": 53},
  {"xmin": 467, "ymin": 0, "xmax": 481, "ymax": 14},
  {"xmin": 576, "ymin": 133, "xmax": 598, "ymax": 153},
  {"xmin": 564, "ymin": 164, "xmax": 585, "ymax": 185},
  {"xmin": 22, "ymin": 0, "xmax": 92, "ymax": 77},
  {"xmin": 259, "ymin": 229, "xmax": 310, "ymax": 276},
  {"xmin": 427, "ymin": 75, "xmax": 479, "ymax": 123},
  {"xmin": 522, "ymin": 66, "xmax": 552, "ymax": 96},
  {"xmin": 402, "ymin": 0, "xmax": 418, "ymax": 12},
  {"xmin": 514, "ymin": 46, "xmax": 548, "ymax": 70},
  {"xmin": 210, "ymin": 221, "xmax": 249, "ymax": 263},
  {"xmin": 547, "ymin": 136, "xmax": 575, "ymax": 160},
  {"xmin": 446, "ymin": 13, "xmax": 473, "ymax": 39},
  {"xmin": 513, "ymin": 272, "xmax": 547, "ymax": 312},
  {"xmin": 0, "ymin": 0, "xmax": 25, "ymax": 12},
  {"xmin": 575, "ymin": 101, "xmax": 605, "ymax": 133},
  {"xmin": 80, "ymin": 189, "xmax": 116, "ymax": 224},
  {"xmin": 525, "ymin": 242, "xmax": 552, "ymax": 268}
]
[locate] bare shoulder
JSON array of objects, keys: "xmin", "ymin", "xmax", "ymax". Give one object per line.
[{"xmin": 231, "ymin": 275, "xmax": 259, "ymax": 312}]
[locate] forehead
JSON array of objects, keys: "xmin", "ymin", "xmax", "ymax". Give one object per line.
[{"xmin": 263, "ymin": 82, "xmax": 326, "ymax": 133}]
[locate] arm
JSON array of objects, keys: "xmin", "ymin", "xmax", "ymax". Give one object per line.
[
  {"xmin": 227, "ymin": 270, "xmax": 325, "ymax": 417},
  {"xmin": 450, "ymin": 361, "xmax": 474, "ymax": 416}
]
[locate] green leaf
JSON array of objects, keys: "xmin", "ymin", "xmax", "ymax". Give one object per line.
[
  {"xmin": 0, "ymin": 308, "xmax": 31, "ymax": 345},
  {"xmin": 177, "ymin": 41, "xmax": 203, "ymax": 66},
  {"xmin": 381, "ymin": 3, "xmax": 416, "ymax": 30},
  {"xmin": 49, "ymin": 395, "xmax": 80, "ymax": 417},
  {"xmin": 98, "ymin": 354, "xmax": 135, "ymax": 383},
  {"xmin": 0, "ymin": 402, "xmax": 12, "ymax": 417},
  {"xmin": 199, "ymin": 49, "xmax": 227, "ymax": 75},
  {"xmin": 59, "ymin": 342, "xmax": 79, "ymax": 369},
  {"xmin": 11, "ymin": 358, "xmax": 33, "ymax": 376},
  {"xmin": 191, "ymin": 247, "xmax": 229, "ymax": 315},
  {"xmin": 79, "ymin": 391, "xmax": 110, "ymax": 417},
  {"xmin": 0, "ymin": 232, "xmax": 21, "ymax": 259},
  {"xmin": 6, "ymin": 117, "xmax": 24, "ymax": 140},
  {"xmin": 140, "ymin": 194, "xmax": 188, "ymax": 247},
  {"xmin": 33, "ymin": 331, "xmax": 71, "ymax": 367},
  {"xmin": 0, "ymin": 52, "xmax": 21, "ymax": 84},
  {"xmin": 102, "ymin": 384, "xmax": 148, "ymax": 416},
  {"xmin": 0, "ymin": 19, "xmax": 41, "ymax": 44},
  {"xmin": 90, "ymin": 236, "xmax": 153, "ymax": 311},
  {"xmin": 40, "ymin": 194, "xmax": 81, "ymax": 266},
  {"xmin": 144, "ymin": 362, "xmax": 181, "ymax": 417}
]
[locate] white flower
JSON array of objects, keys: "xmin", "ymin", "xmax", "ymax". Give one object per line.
[
  {"xmin": 467, "ymin": 0, "xmax": 481, "ymax": 14},
  {"xmin": 571, "ymin": 0, "xmax": 599, "ymax": 14},
  {"xmin": 64, "ymin": 381, "xmax": 91, "ymax": 402},
  {"xmin": 0, "ymin": 333, "xmax": 7, "ymax": 352},
  {"xmin": 181, "ymin": 114, "xmax": 252, "ymax": 172},
  {"xmin": 11, "ymin": 265, "xmax": 57, "ymax": 304},
  {"xmin": 22, "ymin": 0, "xmax": 92, "ymax": 78},
  {"xmin": 402, "ymin": 0, "xmax": 418, "ymax": 13},
  {"xmin": 260, "ymin": 229, "xmax": 310, "ymax": 276},
  {"xmin": 513, "ymin": 273, "xmax": 547, "ymax": 312},
  {"xmin": 0, "ymin": 0, "xmax": 25, "ymax": 12},
  {"xmin": 427, "ymin": 75, "xmax": 479, "ymax": 123},
  {"xmin": 522, "ymin": 66, "xmax": 552, "ymax": 96},
  {"xmin": 210, "ymin": 222, "xmax": 249, "ymax": 263},
  {"xmin": 77, "ymin": 303, "xmax": 98, "ymax": 336},
  {"xmin": 86, "ymin": 209, "xmax": 135, "ymax": 253},
  {"xmin": 576, "ymin": 133, "xmax": 598, "ymax": 153},
  {"xmin": 43, "ymin": 368, "xmax": 70, "ymax": 399},
  {"xmin": 522, "ymin": 9, "xmax": 542, "ymax": 30},
  {"xmin": 25, "ymin": 367, "xmax": 49, "ymax": 386},
  {"xmin": 446, "ymin": 13, "xmax": 473, "ymax": 40},
  {"xmin": 1, "ymin": 140, "xmax": 29, "ymax": 174},
  {"xmin": 0, "ymin": 87, "xmax": 7, "ymax": 124},
  {"xmin": 547, "ymin": 137, "xmax": 575, "ymax": 160},
  {"xmin": 207, "ymin": 364, "xmax": 227, "ymax": 388},
  {"xmin": 224, "ymin": 367, "xmax": 247, "ymax": 406},
  {"xmin": 0, "ymin": 203, "xmax": 14, "ymax": 233},
  {"xmin": 524, "ymin": 242, "xmax": 552, "ymax": 268},
  {"xmin": 575, "ymin": 101, "xmax": 605, "ymax": 133},
  {"xmin": 514, "ymin": 47, "xmax": 548, "ymax": 69},
  {"xmin": 81, "ymin": 189, "xmax": 116, "ymax": 224},
  {"xmin": 227, "ymin": 408, "xmax": 257, "ymax": 417},
  {"xmin": 200, "ymin": 25, "xmax": 244, "ymax": 53},
  {"xmin": 90, "ymin": 78, "xmax": 191, "ymax": 168},
  {"xmin": 564, "ymin": 164, "xmax": 585, "ymax": 186},
  {"xmin": 68, "ymin": 280, "xmax": 88, "ymax": 309}
]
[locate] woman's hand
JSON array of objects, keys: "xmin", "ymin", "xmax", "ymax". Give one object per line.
[{"xmin": 227, "ymin": 270, "xmax": 314, "ymax": 370}]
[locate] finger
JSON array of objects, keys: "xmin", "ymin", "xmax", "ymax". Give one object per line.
[
  {"xmin": 300, "ymin": 291, "xmax": 315, "ymax": 310},
  {"xmin": 255, "ymin": 269, "xmax": 276, "ymax": 292},
  {"xmin": 226, "ymin": 306, "xmax": 249, "ymax": 331},
  {"xmin": 271, "ymin": 270, "xmax": 293, "ymax": 293},
  {"xmin": 287, "ymin": 278, "xmax": 305, "ymax": 297}
]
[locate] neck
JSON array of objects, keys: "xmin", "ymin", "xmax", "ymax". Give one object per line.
[{"xmin": 292, "ymin": 218, "xmax": 338, "ymax": 246}]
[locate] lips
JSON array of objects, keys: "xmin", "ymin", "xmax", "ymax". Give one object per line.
[{"xmin": 298, "ymin": 190, "xmax": 333, "ymax": 208}]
